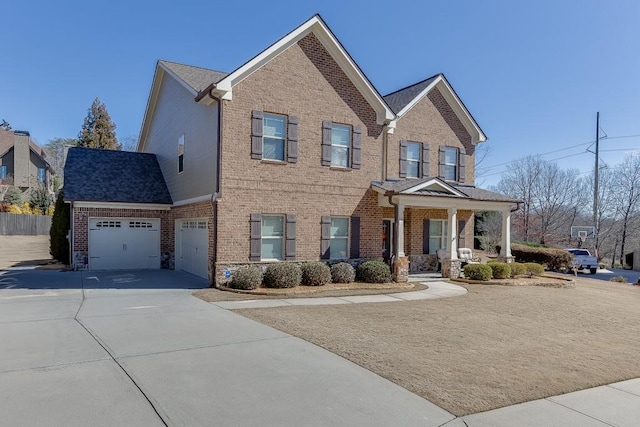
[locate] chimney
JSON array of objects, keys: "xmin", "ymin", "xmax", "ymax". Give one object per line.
[{"xmin": 13, "ymin": 130, "xmax": 31, "ymax": 188}]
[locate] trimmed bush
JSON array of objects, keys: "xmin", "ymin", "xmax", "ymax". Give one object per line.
[
  {"xmin": 50, "ymin": 190, "xmax": 70, "ymax": 264},
  {"xmin": 357, "ymin": 260, "xmax": 391, "ymax": 283},
  {"xmin": 464, "ymin": 264, "xmax": 492, "ymax": 281},
  {"xmin": 511, "ymin": 244, "xmax": 572, "ymax": 270},
  {"xmin": 524, "ymin": 262, "xmax": 544, "ymax": 276},
  {"xmin": 610, "ymin": 276, "xmax": 627, "ymax": 283},
  {"xmin": 229, "ymin": 267, "xmax": 262, "ymax": 290},
  {"xmin": 489, "ymin": 262, "xmax": 511, "ymax": 279},
  {"xmin": 263, "ymin": 263, "xmax": 302, "ymax": 288},
  {"xmin": 510, "ymin": 262, "xmax": 527, "ymax": 278},
  {"xmin": 331, "ymin": 262, "xmax": 356, "ymax": 283},
  {"xmin": 301, "ymin": 262, "xmax": 331, "ymax": 286}
]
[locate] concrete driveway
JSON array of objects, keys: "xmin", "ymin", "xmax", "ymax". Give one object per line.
[{"xmin": 0, "ymin": 269, "xmax": 453, "ymax": 426}]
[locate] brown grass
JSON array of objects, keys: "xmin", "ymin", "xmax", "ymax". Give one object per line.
[
  {"xmin": 236, "ymin": 277, "xmax": 640, "ymax": 416},
  {"xmin": 0, "ymin": 235, "xmax": 53, "ymax": 270}
]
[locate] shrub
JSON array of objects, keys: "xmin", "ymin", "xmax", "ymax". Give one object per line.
[
  {"xmin": 464, "ymin": 264, "xmax": 492, "ymax": 281},
  {"xmin": 49, "ymin": 190, "xmax": 70, "ymax": 264},
  {"xmin": 610, "ymin": 276, "xmax": 627, "ymax": 283},
  {"xmin": 523, "ymin": 262, "xmax": 544, "ymax": 276},
  {"xmin": 357, "ymin": 260, "xmax": 392, "ymax": 283},
  {"xmin": 511, "ymin": 244, "xmax": 572, "ymax": 270},
  {"xmin": 263, "ymin": 262, "xmax": 302, "ymax": 288},
  {"xmin": 510, "ymin": 262, "xmax": 527, "ymax": 277},
  {"xmin": 229, "ymin": 267, "xmax": 262, "ymax": 290},
  {"xmin": 598, "ymin": 263, "xmax": 606, "ymax": 270},
  {"xmin": 488, "ymin": 262, "xmax": 511, "ymax": 279},
  {"xmin": 2, "ymin": 185, "xmax": 22, "ymax": 205},
  {"xmin": 29, "ymin": 184, "xmax": 52, "ymax": 215},
  {"xmin": 331, "ymin": 262, "xmax": 356, "ymax": 283},
  {"xmin": 301, "ymin": 262, "xmax": 331, "ymax": 286}
]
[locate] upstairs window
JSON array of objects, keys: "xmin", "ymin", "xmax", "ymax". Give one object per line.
[
  {"xmin": 0, "ymin": 165, "xmax": 6, "ymax": 180},
  {"xmin": 400, "ymin": 140, "xmax": 429, "ymax": 179},
  {"xmin": 37, "ymin": 167, "xmax": 46, "ymax": 182},
  {"xmin": 406, "ymin": 142, "xmax": 421, "ymax": 178},
  {"xmin": 438, "ymin": 146, "xmax": 466, "ymax": 182},
  {"xmin": 263, "ymin": 114, "xmax": 286, "ymax": 161},
  {"xmin": 178, "ymin": 134, "xmax": 185, "ymax": 173},
  {"xmin": 251, "ymin": 110, "xmax": 298, "ymax": 163},
  {"xmin": 321, "ymin": 121, "xmax": 362, "ymax": 169},
  {"xmin": 330, "ymin": 124, "xmax": 351, "ymax": 168}
]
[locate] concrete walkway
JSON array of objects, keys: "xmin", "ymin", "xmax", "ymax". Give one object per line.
[{"xmin": 212, "ymin": 280, "xmax": 467, "ymax": 309}]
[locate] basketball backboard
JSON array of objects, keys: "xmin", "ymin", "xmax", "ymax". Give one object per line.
[{"xmin": 570, "ymin": 226, "xmax": 595, "ymax": 239}]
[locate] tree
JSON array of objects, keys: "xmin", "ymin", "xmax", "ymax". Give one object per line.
[
  {"xmin": 1, "ymin": 119, "xmax": 11, "ymax": 130},
  {"xmin": 611, "ymin": 153, "xmax": 640, "ymax": 265},
  {"xmin": 3, "ymin": 185, "xmax": 22, "ymax": 205},
  {"xmin": 50, "ymin": 190, "xmax": 70, "ymax": 264},
  {"xmin": 43, "ymin": 137, "xmax": 77, "ymax": 191},
  {"xmin": 78, "ymin": 98, "xmax": 120, "ymax": 149},
  {"xmin": 29, "ymin": 184, "xmax": 52, "ymax": 215},
  {"xmin": 120, "ymin": 134, "xmax": 139, "ymax": 152}
]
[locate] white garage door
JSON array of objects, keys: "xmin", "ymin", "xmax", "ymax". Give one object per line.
[
  {"xmin": 176, "ymin": 219, "xmax": 209, "ymax": 279},
  {"xmin": 89, "ymin": 218, "xmax": 160, "ymax": 270}
]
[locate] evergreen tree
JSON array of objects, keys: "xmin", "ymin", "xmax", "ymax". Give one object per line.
[
  {"xmin": 1, "ymin": 119, "xmax": 11, "ymax": 130},
  {"xmin": 29, "ymin": 184, "xmax": 52, "ymax": 214},
  {"xmin": 50, "ymin": 190, "xmax": 70, "ymax": 264},
  {"xmin": 3, "ymin": 186, "xmax": 22, "ymax": 205},
  {"xmin": 78, "ymin": 98, "xmax": 120, "ymax": 149}
]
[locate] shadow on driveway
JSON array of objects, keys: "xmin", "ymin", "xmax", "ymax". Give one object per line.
[{"xmin": 0, "ymin": 269, "xmax": 209, "ymax": 290}]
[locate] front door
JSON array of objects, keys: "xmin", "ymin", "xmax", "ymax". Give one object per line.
[{"xmin": 382, "ymin": 220, "xmax": 394, "ymax": 264}]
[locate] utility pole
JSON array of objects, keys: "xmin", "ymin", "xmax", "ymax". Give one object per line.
[{"xmin": 593, "ymin": 112, "xmax": 600, "ymax": 254}]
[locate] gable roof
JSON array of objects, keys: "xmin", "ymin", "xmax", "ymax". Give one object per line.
[
  {"xmin": 158, "ymin": 60, "xmax": 228, "ymax": 95},
  {"xmin": 197, "ymin": 14, "xmax": 395, "ymax": 125},
  {"xmin": 385, "ymin": 74, "xmax": 487, "ymax": 144},
  {"xmin": 63, "ymin": 147, "xmax": 172, "ymax": 204}
]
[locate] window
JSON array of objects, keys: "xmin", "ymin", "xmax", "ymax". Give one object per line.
[
  {"xmin": 330, "ymin": 217, "xmax": 349, "ymax": 259},
  {"xmin": 261, "ymin": 215, "xmax": 284, "ymax": 260},
  {"xmin": 330, "ymin": 124, "xmax": 351, "ymax": 168},
  {"xmin": 406, "ymin": 142, "xmax": 421, "ymax": 178},
  {"xmin": 0, "ymin": 165, "xmax": 6, "ymax": 180},
  {"xmin": 178, "ymin": 134, "xmax": 185, "ymax": 173},
  {"xmin": 444, "ymin": 147, "xmax": 458, "ymax": 181},
  {"xmin": 429, "ymin": 220, "xmax": 448, "ymax": 254},
  {"xmin": 37, "ymin": 167, "xmax": 46, "ymax": 183},
  {"xmin": 263, "ymin": 114, "xmax": 286, "ymax": 161}
]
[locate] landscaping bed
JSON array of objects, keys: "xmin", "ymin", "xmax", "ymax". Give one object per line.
[{"xmin": 453, "ymin": 274, "xmax": 574, "ymax": 288}]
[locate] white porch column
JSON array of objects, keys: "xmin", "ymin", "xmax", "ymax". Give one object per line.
[
  {"xmin": 395, "ymin": 203, "xmax": 405, "ymax": 258},
  {"xmin": 448, "ymin": 207, "xmax": 458, "ymax": 260},
  {"xmin": 501, "ymin": 208, "xmax": 512, "ymax": 257}
]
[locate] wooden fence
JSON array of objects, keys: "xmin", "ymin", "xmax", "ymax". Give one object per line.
[{"xmin": 0, "ymin": 212, "xmax": 52, "ymax": 235}]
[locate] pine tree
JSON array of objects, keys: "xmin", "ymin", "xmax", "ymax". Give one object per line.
[
  {"xmin": 78, "ymin": 98, "xmax": 120, "ymax": 149},
  {"xmin": 29, "ymin": 184, "xmax": 52, "ymax": 214}
]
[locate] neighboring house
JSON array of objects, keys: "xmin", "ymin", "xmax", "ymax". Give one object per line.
[
  {"xmin": 0, "ymin": 128, "xmax": 54, "ymax": 202},
  {"xmin": 64, "ymin": 14, "xmax": 519, "ymax": 284}
]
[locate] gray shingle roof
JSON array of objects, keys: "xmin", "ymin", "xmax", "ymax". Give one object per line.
[
  {"xmin": 64, "ymin": 147, "xmax": 172, "ymax": 204},
  {"xmin": 159, "ymin": 60, "xmax": 228, "ymax": 93},
  {"xmin": 372, "ymin": 178, "xmax": 520, "ymax": 203},
  {"xmin": 383, "ymin": 74, "xmax": 440, "ymax": 114}
]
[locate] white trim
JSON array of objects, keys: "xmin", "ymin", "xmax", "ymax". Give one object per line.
[
  {"xmin": 376, "ymin": 192, "xmax": 515, "ymax": 211},
  {"xmin": 158, "ymin": 62, "xmax": 198, "ymax": 96},
  {"xmin": 209, "ymin": 15, "xmax": 395, "ymax": 125},
  {"xmin": 394, "ymin": 76, "xmax": 487, "ymax": 144},
  {"xmin": 401, "ymin": 178, "xmax": 467, "ymax": 197},
  {"xmin": 172, "ymin": 194, "xmax": 213, "ymax": 207},
  {"xmin": 73, "ymin": 201, "xmax": 171, "ymax": 211}
]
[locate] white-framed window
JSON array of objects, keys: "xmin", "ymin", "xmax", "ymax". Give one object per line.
[
  {"xmin": 263, "ymin": 114, "xmax": 286, "ymax": 161},
  {"xmin": 0, "ymin": 165, "xmax": 7, "ymax": 180},
  {"xmin": 37, "ymin": 167, "xmax": 46, "ymax": 182},
  {"xmin": 330, "ymin": 217, "xmax": 349, "ymax": 259},
  {"xmin": 406, "ymin": 142, "xmax": 421, "ymax": 178},
  {"xmin": 444, "ymin": 147, "xmax": 458, "ymax": 181},
  {"xmin": 429, "ymin": 219, "xmax": 448, "ymax": 254},
  {"xmin": 330, "ymin": 124, "xmax": 351, "ymax": 168},
  {"xmin": 261, "ymin": 215, "xmax": 284, "ymax": 260},
  {"xmin": 178, "ymin": 134, "xmax": 185, "ymax": 173}
]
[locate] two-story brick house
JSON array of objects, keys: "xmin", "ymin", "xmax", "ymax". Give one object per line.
[
  {"xmin": 0, "ymin": 128, "xmax": 54, "ymax": 202},
  {"xmin": 64, "ymin": 15, "xmax": 518, "ymax": 284}
]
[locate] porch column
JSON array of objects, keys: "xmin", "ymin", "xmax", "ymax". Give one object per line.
[
  {"xmin": 394, "ymin": 203, "xmax": 405, "ymax": 258},
  {"xmin": 501, "ymin": 208, "xmax": 512, "ymax": 259},
  {"xmin": 448, "ymin": 207, "xmax": 458, "ymax": 260}
]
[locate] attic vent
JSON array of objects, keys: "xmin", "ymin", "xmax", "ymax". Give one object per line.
[
  {"xmin": 96, "ymin": 221, "xmax": 121, "ymax": 228},
  {"xmin": 129, "ymin": 221, "xmax": 153, "ymax": 228}
]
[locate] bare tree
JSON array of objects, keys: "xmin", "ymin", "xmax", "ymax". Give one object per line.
[
  {"xmin": 612, "ymin": 153, "xmax": 640, "ymax": 265},
  {"xmin": 474, "ymin": 143, "xmax": 495, "ymax": 186},
  {"xmin": 475, "ymin": 211, "xmax": 502, "ymax": 253},
  {"xmin": 120, "ymin": 134, "xmax": 139, "ymax": 152},
  {"xmin": 43, "ymin": 138, "xmax": 77, "ymax": 191}
]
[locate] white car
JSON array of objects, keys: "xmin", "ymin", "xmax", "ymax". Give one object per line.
[{"xmin": 565, "ymin": 248, "xmax": 598, "ymax": 274}]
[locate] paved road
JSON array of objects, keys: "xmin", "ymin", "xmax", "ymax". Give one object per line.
[
  {"xmin": 0, "ymin": 269, "xmax": 453, "ymax": 426},
  {"xmin": 563, "ymin": 267, "xmax": 639, "ymax": 284}
]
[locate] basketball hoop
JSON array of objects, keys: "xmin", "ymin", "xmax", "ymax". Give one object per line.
[{"xmin": 577, "ymin": 230, "xmax": 587, "ymax": 248}]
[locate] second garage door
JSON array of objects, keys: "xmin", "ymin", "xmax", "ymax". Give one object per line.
[
  {"xmin": 176, "ymin": 219, "xmax": 209, "ymax": 279},
  {"xmin": 88, "ymin": 218, "xmax": 160, "ymax": 270}
]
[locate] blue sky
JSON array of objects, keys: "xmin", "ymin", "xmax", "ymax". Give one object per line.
[{"xmin": 2, "ymin": 0, "xmax": 639, "ymax": 186}]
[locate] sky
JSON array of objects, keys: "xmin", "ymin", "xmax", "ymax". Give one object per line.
[{"xmin": 2, "ymin": 0, "xmax": 639, "ymax": 187}]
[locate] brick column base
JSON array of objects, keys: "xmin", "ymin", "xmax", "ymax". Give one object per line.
[
  {"xmin": 442, "ymin": 259, "xmax": 462, "ymax": 279},
  {"xmin": 393, "ymin": 257, "xmax": 409, "ymax": 283},
  {"xmin": 497, "ymin": 256, "xmax": 515, "ymax": 263}
]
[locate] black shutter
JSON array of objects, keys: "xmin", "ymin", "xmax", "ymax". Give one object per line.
[
  {"xmin": 350, "ymin": 216, "xmax": 360, "ymax": 258},
  {"xmin": 423, "ymin": 219, "xmax": 430, "ymax": 254},
  {"xmin": 286, "ymin": 214, "xmax": 296, "ymax": 260},
  {"xmin": 399, "ymin": 140, "xmax": 407, "ymax": 178},
  {"xmin": 352, "ymin": 125, "xmax": 362, "ymax": 169},
  {"xmin": 321, "ymin": 216, "xmax": 331, "ymax": 259},
  {"xmin": 321, "ymin": 121, "xmax": 332, "ymax": 166},
  {"xmin": 250, "ymin": 213, "xmax": 262, "ymax": 261},
  {"xmin": 251, "ymin": 110, "xmax": 263, "ymax": 160},
  {"xmin": 458, "ymin": 146, "xmax": 466, "ymax": 183},
  {"xmin": 458, "ymin": 219, "xmax": 466, "ymax": 249},
  {"xmin": 422, "ymin": 143, "xmax": 430, "ymax": 178},
  {"xmin": 438, "ymin": 146, "xmax": 446, "ymax": 179},
  {"xmin": 287, "ymin": 116, "xmax": 298, "ymax": 163}
]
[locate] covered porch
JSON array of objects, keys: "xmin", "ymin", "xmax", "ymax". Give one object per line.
[{"xmin": 372, "ymin": 178, "xmax": 520, "ymax": 281}]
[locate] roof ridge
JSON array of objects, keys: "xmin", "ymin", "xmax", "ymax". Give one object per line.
[
  {"xmin": 69, "ymin": 146, "xmax": 156, "ymax": 157},
  {"xmin": 383, "ymin": 73, "xmax": 442, "ymax": 98},
  {"xmin": 159, "ymin": 59, "xmax": 228, "ymax": 75}
]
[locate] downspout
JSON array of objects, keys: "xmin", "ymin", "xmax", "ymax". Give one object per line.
[
  {"xmin": 387, "ymin": 193, "xmax": 398, "ymax": 266},
  {"xmin": 67, "ymin": 201, "xmax": 73, "ymax": 269},
  {"xmin": 207, "ymin": 87, "xmax": 223, "ymax": 287}
]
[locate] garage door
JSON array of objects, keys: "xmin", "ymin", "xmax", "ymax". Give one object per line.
[
  {"xmin": 176, "ymin": 219, "xmax": 209, "ymax": 279},
  {"xmin": 89, "ymin": 218, "xmax": 160, "ymax": 270}
]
